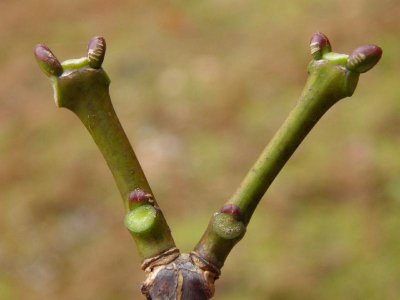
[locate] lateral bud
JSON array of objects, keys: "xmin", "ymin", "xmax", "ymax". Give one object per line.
[
  {"xmin": 34, "ymin": 44, "xmax": 63, "ymax": 77},
  {"xmin": 129, "ymin": 189, "xmax": 154, "ymax": 210},
  {"xmin": 87, "ymin": 36, "xmax": 106, "ymax": 69},
  {"xmin": 219, "ymin": 204, "xmax": 243, "ymax": 220},
  {"xmin": 310, "ymin": 31, "xmax": 332, "ymax": 60},
  {"xmin": 347, "ymin": 44, "xmax": 382, "ymax": 73}
]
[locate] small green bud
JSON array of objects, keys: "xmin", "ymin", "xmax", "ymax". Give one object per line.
[
  {"xmin": 212, "ymin": 213, "xmax": 245, "ymax": 240},
  {"xmin": 124, "ymin": 205, "xmax": 157, "ymax": 235}
]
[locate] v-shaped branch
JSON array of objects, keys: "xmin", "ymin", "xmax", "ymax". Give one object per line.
[{"xmin": 35, "ymin": 32, "xmax": 382, "ymax": 300}]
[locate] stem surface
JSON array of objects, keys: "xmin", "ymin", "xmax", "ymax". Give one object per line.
[
  {"xmin": 194, "ymin": 32, "xmax": 382, "ymax": 270},
  {"xmin": 34, "ymin": 38, "xmax": 176, "ymax": 260}
]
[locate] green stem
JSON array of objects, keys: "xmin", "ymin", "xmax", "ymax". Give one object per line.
[
  {"xmin": 229, "ymin": 59, "xmax": 358, "ymax": 225},
  {"xmin": 56, "ymin": 63, "xmax": 149, "ymax": 206},
  {"xmin": 194, "ymin": 32, "xmax": 382, "ymax": 270},
  {"xmin": 34, "ymin": 38, "xmax": 176, "ymax": 261}
]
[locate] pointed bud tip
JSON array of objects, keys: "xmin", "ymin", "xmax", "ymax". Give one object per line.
[
  {"xmin": 219, "ymin": 204, "xmax": 243, "ymax": 220},
  {"xmin": 310, "ymin": 31, "xmax": 332, "ymax": 60},
  {"xmin": 34, "ymin": 44, "xmax": 63, "ymax": 77},
  {"xmin": 87, "ymin": 36, "xmax": 106, "ymax": 69},
  {"xmin": 347, "ymin": 44, "xmax": 382, "ymax": 73}
]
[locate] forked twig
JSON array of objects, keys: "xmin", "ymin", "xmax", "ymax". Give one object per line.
[{"xmin": 34, "ymin": 32, "xmax": 381, "ymax": 300}]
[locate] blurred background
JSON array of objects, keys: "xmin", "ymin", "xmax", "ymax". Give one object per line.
[{"xmin": 1, "ymin": 0, "xmax": 400, "ymax": 299}]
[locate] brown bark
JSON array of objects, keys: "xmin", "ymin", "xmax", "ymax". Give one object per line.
[{"xmin": 141, "ymin": 251, "xmax": 220, "ymax": 300}]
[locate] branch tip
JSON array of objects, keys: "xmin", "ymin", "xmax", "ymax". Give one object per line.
[
  {"xmin": 310, "ymin": 31, "xmax": 332, "ymax": 60},
  {"xmin": 34, "ymin": 44, "xmax": 63, "ymax": 77},
  {"xmin": 87, "ymin": 36, "xmax": 106, "ymax": 69},
  {"xmin": 347, "ymin": 44, "xmax": 382, "ymax": 73}
]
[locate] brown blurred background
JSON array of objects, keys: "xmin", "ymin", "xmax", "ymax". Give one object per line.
[{"xmin": 1, "ymin": 0, "xmax": 400, "ymax": 299}]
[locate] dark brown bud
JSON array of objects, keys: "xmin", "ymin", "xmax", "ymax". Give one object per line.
[
  {"xmin": 310, "ymin": 31, "xmax": 332, "ymax": 60},
  {"xmin": 34, "ymin": 44, "xmax": 63, "ymax": 77},
  {"xmin": 129, "ymin": 189, "xmax": 153, "ymax": 205},
  {"xmin": 347, "ymin": 44, "xmax": 382, "ymax": 73},
  {"xmin": 87, "ymin": 36, "xmax": 106, "ymax": 69},
  {"xmin": 219, "ymin": 204, "xmax": 243, "ymax": 220}
]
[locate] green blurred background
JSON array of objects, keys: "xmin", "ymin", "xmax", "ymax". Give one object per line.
[{"xmin": 1, "ymin": 0, "xmax": 400, "ymax": 299}]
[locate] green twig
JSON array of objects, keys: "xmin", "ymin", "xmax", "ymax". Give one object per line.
[
  {"xmin": 34, "ymin": 33, "xmax": 382, "ymax": 299},
  {"xmin": 194, "ymin": 32, "xmax": 382, "ymax": 270},
  {"xmin": 34, "ymin": 37, "xmax": 176, "ymax": 261}
]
